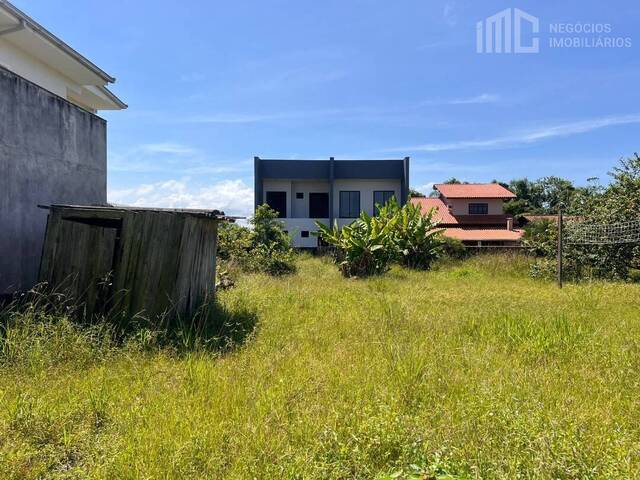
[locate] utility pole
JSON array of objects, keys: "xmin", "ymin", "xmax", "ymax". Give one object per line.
[{"xmin": 557, "ymin": 204, "xmax": 564, "ymax": 288}]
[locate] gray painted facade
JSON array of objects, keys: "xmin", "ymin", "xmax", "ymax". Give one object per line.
[
  {"xmin": 0, "ymin": 66, "xmax": 107, "ymax": 294},
  {"xmin": 255, "ymin": 157, "xmax": 410, "ymax": 214},
  {"xmin": 254, "ymin": 157, "xmax": 410, "ymax": 247}
]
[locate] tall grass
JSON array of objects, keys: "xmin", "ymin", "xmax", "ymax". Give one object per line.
[{"xmin": 1, "ymin": 253, "xmax": 640, "ymax": 478}]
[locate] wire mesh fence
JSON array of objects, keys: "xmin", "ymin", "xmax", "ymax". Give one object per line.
[{"xmin": 564, "ymin": 219, "xmax": 640, "ymax": 245}]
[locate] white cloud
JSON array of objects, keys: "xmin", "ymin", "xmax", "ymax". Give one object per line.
[
  {"xmin": 181, "ymin": 100, "xmax": 482, "ymax": 126},
  {"xmin": 182, "ymin": 112, "xmax": 290, "ymax": 124},
  {"xmin": 415, "ymin": 182, "xmax": 435, "ymax": 195},
  {"xmin": 125, "ymin": 97, "xmax": 494, "ymax": 129},
  {"xmin": 109, "ymin": 142, "xmax": 250, "ymax": 175},
  {"xmin": 386, "ymin": 113, "xmax": 640, "ymax": 153},
  {"xmin": 139, "ymin": 143, "xmax": 198, "ymax": 155},
  {"xmin": 443, "ymin": 1, "xmax": 457, "ymax": 26},
  {"xmin": 108, "ymin": 179, "xmax": 254, "ymax": 218},
  {"xmin": 447, "ymin": 93, "xmax": 501, "ymax": 105},
  {"xmin": 181, "ymin": 107, "xmax": 354, "ymax": 125},
  {"xmin": 412, "ymin": 161, "xmax": 495, "ymax": 173},
  {"xmin": 421, "ymin": 93, "xmax": 501, "ymax": 106}
]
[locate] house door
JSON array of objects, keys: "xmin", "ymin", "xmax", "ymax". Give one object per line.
[
  {"xmin": 309, "ymin": 193, "xmax": 329, "ymax": 218},
  {"xmin": 266, "ymin": 191, "xmax": 287, "ymax": 218}
]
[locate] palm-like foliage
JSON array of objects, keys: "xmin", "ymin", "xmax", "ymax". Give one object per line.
[
  {"xmin": 391, "ymin": 200, "xmax": 444, "ymax": 269},
  {"xmin": 315, "ymin": 198, "xmax": 444, "ymax": 277},
  {"xmin": 315, "ymin": 211, "xmax": 397, "ymax": 277}
]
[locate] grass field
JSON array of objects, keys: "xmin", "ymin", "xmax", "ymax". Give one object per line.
[{"xmin": 1, "ymin": 254, "xmax": 640, "ymax": 479}]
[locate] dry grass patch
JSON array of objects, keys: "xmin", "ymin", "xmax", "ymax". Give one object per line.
[{"xmin": 1, "ymin": 254, "xmax": 639, "ymax": 478}]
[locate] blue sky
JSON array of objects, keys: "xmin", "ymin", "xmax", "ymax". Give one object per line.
[{"xmin": 15, "ymin": 0, "xmax": 640, "ymax": 217}]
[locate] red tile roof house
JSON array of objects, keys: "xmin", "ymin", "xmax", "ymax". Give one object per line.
[{"xmin": 411, "ymin": 183, "xmax": 524, "ymax": 247}]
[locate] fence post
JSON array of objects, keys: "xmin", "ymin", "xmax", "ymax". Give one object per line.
[{"xmin": 557, "ymin": 205, "xmax": 564, "ymax": 288}]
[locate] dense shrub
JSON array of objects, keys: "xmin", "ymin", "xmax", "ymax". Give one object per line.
[
  {"xmin": 524, "ymin": 154, "xmax": 640, "ymax": 281},
  {"xmin": 440, "ymin": 236, "xmax": 467, "ymax": 260},
  {"xmin": 244, "ymin": 243, "xmax": 298, "ymax": 276},
  {"xmin": 522, "ymin": 219, "xmax": 556, "ymax": 257},
  {"xmin": 315, "ymin": 199, "xmax": 444, "ymax": 277},
  {"xmin": 217, "ymin": 222, "xmax": 254, "ymax": 261},
  {"xmin": 217, "ymin": 204, "xmax": 296, "ymax": 277},
  {"xmin": 384, "ymin": 200, "xmax": 443, "ymax": 269},
  {"xmin": 250, "ymin": 204, "xmax": 291, "ymax": 248},
  {"xmin": 315, "ymin": 211, "xmax": 397, "ymax": 277}
]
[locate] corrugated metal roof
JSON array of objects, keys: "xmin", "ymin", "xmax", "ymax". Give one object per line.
[{"xmin": 39, "ymin": 204, "xmax": 241, "ymax": 221}]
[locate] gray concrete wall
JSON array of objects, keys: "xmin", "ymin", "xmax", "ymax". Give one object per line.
[{"xmin": 0, "ymin": 66, "xmax": 107, "ymax": 294}]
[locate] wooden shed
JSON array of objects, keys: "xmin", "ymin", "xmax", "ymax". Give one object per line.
[{"xmin": 38, "ymin": 204, "xmax": 229, "ymax": 324}]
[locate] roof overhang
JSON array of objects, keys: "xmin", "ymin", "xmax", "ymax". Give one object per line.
[
  {"xmin": 444, "ymin": 228, "xmax": 524, "ymax": 242},
  {"xmin": 0, "ymin": 1, "xmax": 126, "ymax": 110}
]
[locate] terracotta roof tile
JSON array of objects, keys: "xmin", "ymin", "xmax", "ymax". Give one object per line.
[
  {"xmin": 443, "ymin": 228, "xmax": 524, "ymax": 241},
  {"xmin": 410, "ymin": 197, "xmax": 457, "ymax": 224},
  {"xmin": 410, "ymin": 198, "xmax": 515, "ymax": 227},
  {"xmin": 434, "ymin": 183, "xmax": 517, "ymax": 199}
]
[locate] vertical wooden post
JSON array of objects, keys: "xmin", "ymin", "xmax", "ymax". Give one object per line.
[{"xmin": 557, "ymin": 205, "xmax": 564, "ymax": 288}]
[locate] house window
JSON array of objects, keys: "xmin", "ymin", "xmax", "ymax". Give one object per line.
[
  {"xmin": 373, "ymin": 191, "xmax": 395, "ymax": 215},
  {"xmin": 339, "ymin": 191, "xmax": 360, "ymax": 218},
  {"xmin": 468, "ymin": 203, "xmax": 488, "ymax": 215},
  {"xmin": 296, "ymin": 192, "xmax": 304, "ymax": 199},
  {"xmin": 301, "ymin": 231, "xmax": 309, "ymax": 238},
  {"xmin": 309, "ymin": 193, "xmax": 329, "ymax": 218},
  {"xmin": 266, "ymin": 191, "xmax": 287, "ymax": 218}
]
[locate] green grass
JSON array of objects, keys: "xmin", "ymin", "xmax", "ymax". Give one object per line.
[{"xmin": 2, "ymin": 254, "xmax": 640, "ymax": 478}]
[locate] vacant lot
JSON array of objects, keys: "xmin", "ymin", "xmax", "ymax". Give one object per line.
[{"xmin": 1, "ymin": 254, "xmax": 640, "ymax": 479}]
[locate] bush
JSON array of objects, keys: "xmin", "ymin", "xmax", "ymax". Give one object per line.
[
  {"xmin": 216, "ymin": 205, "xmax": 296, "ymax": 277},
  {"xmin": 217, "ymin": 222, "xmax": 253, "ymax": 261},
  {"xmin": 250, "ymin": 204, "xmax": 291, "ymax": 248},
  {"xmin": 315, "ymin": 199, "xmax": 445, "ymax": 277},
  {"xmin": 441, "ymin": 236, "xmax": 467, "ymax": 260},
  {"xmin": 522, "ymin": 219, "xmax": 557, "ymax": 257},
  {"xmin": 523, "ymin": 154, "xmax": 640, "ymax": 282},
  {"xmin": 244, "ymin": 243, "xmax": 297, "ymax": 276},
  {"xmin": 315, "ymin": 211, "xmax": 397, "ymax": 277},
  {"xmin": 246, "ymin": 205, "xmax": 296, "ymax": 275},
  {"xmin": 523, "ymin": 220, "xmax": 591, "ymax": 281},
  {"xmin": 385, "ymin": 200, "xmax": 443, "ymax": 269}
]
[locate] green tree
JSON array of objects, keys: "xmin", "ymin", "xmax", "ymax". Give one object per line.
[
  {"xmin": 525, "ymin": 154, "xmax": 640, "ymax": 280},
  {"xmin": 537, "ymin": 176, "xmax": 575, "ymax": 212},
  {"xmin": 315, "ymin": 199, "xmax": 444, "ymax": 277},
  {"xmin": 218, "ymin": 205, "xmax": 296, "ymax": 276},
  {"xmin": 408, "ymin": 188, "xmax": 425, "ymax": 198},
  {"xmin": 250, "ymin": 204, "xmax": 290, "ymax": 250},
  {"xmin": 217, "ymin": 222, "xmax": 253, "ymax": 261},
  {"xmin": 443, "ymin": 177, "xmax": 464, "ymax": 184},
  {"xmin": 504, "ymin": 177, "xmax": 576, "ymax": 215}
]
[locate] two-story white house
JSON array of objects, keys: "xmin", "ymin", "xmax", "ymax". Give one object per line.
[{"xmin": 254, "ymin": 157, "xmax": 410, "ymax": 247}]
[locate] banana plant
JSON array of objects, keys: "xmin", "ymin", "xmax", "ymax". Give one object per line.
[
  {"xmin": 315, "ymin": 211, "xmax": 397, "ymax": 277},
  {"xmin": 393, "ymin": 201, "xmax": 444, "ymax": 269},
  {"xmin": 315, "ymin": 198, "xmax": 445, "ymax": 277}
]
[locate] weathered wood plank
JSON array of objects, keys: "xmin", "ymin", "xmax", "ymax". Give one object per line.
[{"xmin": 39, "ymin": 206, "xmax": 222, "ymax": 326}]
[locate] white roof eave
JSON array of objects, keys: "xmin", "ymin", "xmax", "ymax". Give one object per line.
[{"xmin": 0, "ymin": 0, "xmax": 116, "ymax": 85}]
